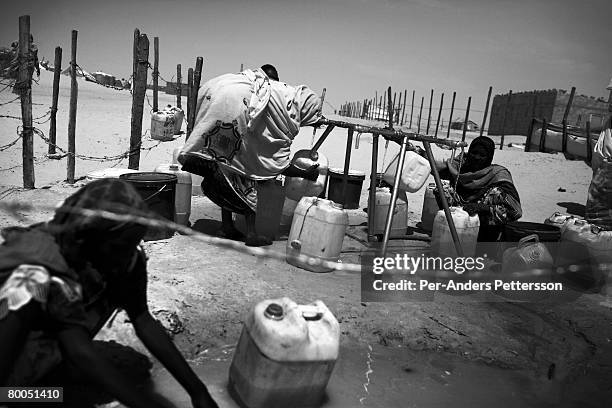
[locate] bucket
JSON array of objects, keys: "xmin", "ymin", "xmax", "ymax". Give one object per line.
[
  {"xmin": 229, "ymin": 298, "xmax": 339, "ymax": 408},
  {"xmin": 234, "ymin": 179, "xmax": 286, "ymax": 241},
  {"xmin": 119, "ymin": 172, "xmax": 177, "ymax": 241},
  {"xmin": 503, "ymin": 222, "xmax": 561, "ymax": 242},
  {"xmin": 86, "ymin": 168, "xmax": 140, "ymax": 181},
  {"xmin": 327, "ymin": 168, "xmax": 365, "ymax": 209}
]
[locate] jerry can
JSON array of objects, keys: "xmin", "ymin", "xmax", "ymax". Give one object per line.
[
  {"xmin": 544, "ymin": 212, "xmax": 582, "ymax": 229},
  {"xmin": 370, "ymin": 187, "xmax": 408, "ymax": 238},
  {"xmin": 502, "ymin": 234, "xmax": 554, "ymax": 274},
  {"xmin": 154, "ymin": 163, "xmax": 192, "ymax": 225},
  {"xmin": 383, "ymin": 150, "xmax": 431, "ymax": 193},
  {"xmin": 285, "ymin": 151, "xmax": 329, "ymax": 202},
  {"xmin": 151, "ymin": 111, "xmax": 176, "ymax": 141},
  {"xmin": 172, "ymin": 147, "xmax": 204, "ymax": 196},
  {"xmin": 557, "ymin": 218, "xmax": 603, "ymax": 291},
  {"xmin": 286, "ymin": 197, "xmax": 348, "ymax": 272},
  {"xmin": 229, "ymin": 298, "xmax": 340, "ymax": 408},
  {"xmin": 421, "ymin": 183, "xmax": 439, "ymax": 232},
  {"xmin": 431, "ymin": 207, "xmax": 480, "ymax": 258}
]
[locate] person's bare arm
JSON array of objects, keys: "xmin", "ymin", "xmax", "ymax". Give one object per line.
[{"xmin": 131, "ymin": 311, "xmax": 218, "ymax": 408}]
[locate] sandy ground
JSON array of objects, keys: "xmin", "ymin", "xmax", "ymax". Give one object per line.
[{"xmin": 1, "ymin": 71, "xmax": 612, "ymax": 407}]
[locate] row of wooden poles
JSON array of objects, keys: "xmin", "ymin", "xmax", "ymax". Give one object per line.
[
  {"xmin": 15, "ymin": 15, "xmax": 203, "ymax": 189},
  {"xmin": 338, "ymin": 88, "xmax": 491, "ymax": 147}
]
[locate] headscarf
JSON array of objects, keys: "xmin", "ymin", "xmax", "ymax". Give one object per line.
[
  {"xmin": 447, "ymin": 136, "xmax": 520, "ymax": 203},
  {"xmin": 48, "ymin": 179, "xmax": 148, "ymax": 270}
]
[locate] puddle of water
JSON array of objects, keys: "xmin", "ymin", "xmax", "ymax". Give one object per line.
[{"xmin": 146, "ymin": 343, "xmax": 599, "ymax": 408}]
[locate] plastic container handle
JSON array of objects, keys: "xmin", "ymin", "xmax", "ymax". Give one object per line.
[
  {"xmin": 299, "ymin": 305, "xmax": 323, "ymax": 321},
  {"xmin": 518, "ymin": 234, "xmax": 539, "ymax": 247}
]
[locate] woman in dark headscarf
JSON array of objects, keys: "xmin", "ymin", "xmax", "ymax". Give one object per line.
[
  {"xmin": 0, "ymin": 179, "xmax": 218, "ymax": 408},
  {"xmin": 434, "ymin": 136, "xmax": 522, "ymax": 241}
]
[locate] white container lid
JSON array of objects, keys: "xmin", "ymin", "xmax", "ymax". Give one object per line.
[{"xmin": 86, "ymin": 168, "xmax": 140, "ymax": 180}]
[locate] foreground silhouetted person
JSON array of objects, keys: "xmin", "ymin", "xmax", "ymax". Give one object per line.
[
  {"xmin": 0, "ymin": 179, "xmax": 219, "ymax": 408},
  {"xmin": 179, "ymin": 65, "xmax": 322, "ymax": 246}
]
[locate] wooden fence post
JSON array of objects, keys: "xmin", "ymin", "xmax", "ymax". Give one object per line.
[
  {"xmin": 186, "ymin": 68, "xmax": 193, "ymax": 137},
  {"xmin": 67, "ymin": 29, "xmax": 78, "ymax": 183},
  {"xmin": 561, "ymin": 86, "xmax": 576, "ymax": 153},
  {"xmin": 461, "ymin": 97, "xmax": 471, "ymax": 143},
  {"xmin": 426, "ymin": 89, "xmax": 433, "ymax": 134},
  {"xmin": 48, "ymin": 46, "xmax": 61, "ymax": 155},
  {"xmin": 392, "ymin": 92, "xmax": 397, "ymax": 124},
  {"xmin": 395, "ymin": 92, "xmax": 402, "ymax": 124},
  {"xmin": 417, "ymin": 96, "xmax": 424, "ymax": 134},
  {"xmin": 387, "ymin": 87, "xmax": 393, "ymax": 129},
  {"xmin": 400, "ymin": 89, "xmax": 407, "ymax": 126},
  {"xmin": 176, "ymin": 64, "xmax": 182, "ymax": 108},
  {"xmin": 129, "ymin": 29, "xmax": 149, "ymax": 170},
  {"xmin": 480, "ymin": 86, "xmax": 492, "ymax": 137},
  {"xmin": 539, "ymin": 118, "xmax": 548, "ymax": 152},
  {"xmin": 499, "ymin": 90, "xmax": 512, "ymax": 149},
  {"xmin": 409, "ymin": 90, "xmax": 415, "ymax": 129},
  {"xmin": 525, "ymin": 117, "xmax": 536, "ymax": 152},
  {"xmin": 586, "ymin": 120, "xmax": 592, "ymax": 164},
  {"xmin": 435, "ymin": 93, "xmax": 444, "ymax": 138},
  {"xmin": 18, "ymin": 15, "xmax": 34, "ymax": 188},
  {"xmin": 152, "ymin": 37, "xmax": 159, "ymax": 112},
  {"xmin": 446, "ymin": 91, "xmax": 456, "ymax": 138}
]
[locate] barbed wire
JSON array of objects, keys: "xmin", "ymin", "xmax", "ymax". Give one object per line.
[
  {"xmin": 0, "ymin": 95, "xmax": 20, "ymax": 106},
  {"xmin": 0, "ymin": 134, "xmax": 21, "ymax": 152}
]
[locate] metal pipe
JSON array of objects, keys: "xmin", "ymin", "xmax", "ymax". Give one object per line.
[
  {"xmin": 368, "ymin": 133, "xmax": 380, "ymax": 241},
  {"xmin": 381, "ymin": 135, "xmax": 408, "ymax": 256},
  {"xmin": 423, "ymin": 141, "xmax": 464, "ymax": 257},
  {"xmin": 341, "ymin": 128, "xmax": 355, "ymax": 207}
]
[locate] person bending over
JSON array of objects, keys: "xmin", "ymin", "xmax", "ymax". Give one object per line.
[
  {"xmin": 179, "ymin": 65, "xmax": 321, "ymax": 247},
  {"xmin": 0, "ymin": 179, "xmax": 218, "ymax": 408}
]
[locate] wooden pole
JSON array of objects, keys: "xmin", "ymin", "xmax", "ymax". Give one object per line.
[
  {"xmin": 586, "ymin": 120, "xmax": 593, "ymax": 163},
  {"xmin": 499, "ymin": 91, "xmax": 512, "ymax": 149},
  {"xmin": 446, "ymin": 91, "xmax": 456, "ymax": 138},
  {"xmin": 129, "ymin": 30, "xmax": 149, "ymax": 170},
  {"xmin": 434, "ymin": 93, "xmax": 444, "ymax": 138},
  {"xmin": 176, "ymin": 64, "xmax": 182, "ymax": 108},
  {"xmin": 561, "ymin": 86, "xmax": 576, "ymax": 153},
  {"xmin": 152, "ymin": 37, "xmax": 159, "ymax": 112},
  {"xmin": 240, "ymin": 63, "xmax": 243, "ymax": 72},
  {"xmin": 387, "ymin": 87, "xmax": 393, "ymax": 129},
  {"xmin": 480, "ymin": 86, "xmax": 492, "ymax": 137},
  {"xmin": 18, "ymin": 15, "xmax": 34, "ymax": 188},
  {"xmin": 426, "ymin": 89, "xmax": 433, "ymax": 135},
  {"xmin": 67, "ymin": 29, "xmax": 78, "ymax": 183},
  {"xmin": 48, "ymin": 46, "xmax": 62, "ymax": 155},
  {"xmin": 367, "ymin": 133, "xmax": 379, "ymax": 241},
  {"xmin": 525, "ymin": 117, "xmax": 536, "ymax": 152},
  {"xmin": 186, "ymin": 68, "xmax": 193, "ymax": 137},
  {"xmin": 192, "ymin": 56, "xmax": 204, "ymax": 127},
  {"xmin": 461, "ymin": 97, "xmax": 471, "ymax": 143},
  {"xmin": 417, "ymin": 96, "xmax": 424, "ymax": 134},
  {"xmin": 409, "ymin": 90, "xmax": 415, "ymax": 129},
  {"xmin": 539, "ymin": 118, "xmax": 548, "ymax": 152},
  {"xmin": 401, "ymin": 90, "xmax": 407, "ymax": 126},
  {"xmin": 392, "ymin": 92, "xmax": 397, "ymax": 124},
  {"xmin": 341, "ymin": 128, "xmax": 355, "ymax": 208}
]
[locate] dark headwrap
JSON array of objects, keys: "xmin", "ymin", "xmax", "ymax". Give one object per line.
[
  {"xmin": 48, "ymin": 179, "xmax": 148, "ymax": 269},
  {"xmin": 446, "ymin": 136, "xmax": 520, "ymax": 203}
]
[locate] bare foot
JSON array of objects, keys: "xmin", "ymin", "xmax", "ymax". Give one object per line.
[
  {"xmin": 217, "ymin": 227, "xmax": 245, "ymax": 241},
  {"xmin": 245, "ymin": 234, "xmax": 273, "ymax": 247}
]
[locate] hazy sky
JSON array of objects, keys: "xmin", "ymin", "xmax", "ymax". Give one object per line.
[{"xmin": 2, "ymin": 0, "xmax": 611, "ymax": 115}]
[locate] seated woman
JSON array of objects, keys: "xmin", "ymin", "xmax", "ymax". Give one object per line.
[
  {"xmin": 179, "ymin": 65, "xmax": 321, "ymax": 247},
  {"xmin": 430, "ymin": 136, "xmax": 522, "ymax": 241},
  {"xmin": 0, "ymin": 179, "xmax": 218, "ymax": 408}
]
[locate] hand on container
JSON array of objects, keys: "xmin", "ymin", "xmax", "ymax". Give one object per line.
[{"xmin": 301, "ymin": 163, "xmax": 320, "ymax": 181}]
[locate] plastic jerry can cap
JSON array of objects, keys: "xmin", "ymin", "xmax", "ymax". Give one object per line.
[{"xmin": 264, "ymin": 303, "xmax": 284, "ymax": 320}]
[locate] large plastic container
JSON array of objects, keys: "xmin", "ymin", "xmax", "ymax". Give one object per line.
[
  {"xmin": 286, "ymin": 197, "xmax": 348, "ymax": 272},
  {"xmin": 370, "ymin": 187, "xmax": 408, "ymax": 238},
  {"xmin": 502, "ymin": 234, "xmax": 554, "ymax": 274},
  {"xmin": 327, "ymin": 168, "xmax": 365, "ymax": 210},
  {"xmin": 421, "ymin": 183, "xmax": 439, "ymax": 232},
  {"xmin": 119, "ymin": 172, "xmax": 177, "ymax": 241},
  {"xmin": 151, "ymin": 105, "xmax": 184, "ymax": 141},
  {"xmin": 234, "ymin": 179, "xmax": 286, "ymax": 241},
  {"xmin": 383, "ymin": 150, "xmax": 431, "ymax": 193},
  {"xmin": 285, "ymin": 151, "xmax": 329, "ymax": 202},
  {"xmin": 229, "ymin": 298, "xmax": 340, "ymax": 408},
  {"xmin": 431, "ymin": 207, "xmax": 480, "ymax": 258},
  {"xmin": 173, "ymin": 147, "xmax": 204, "ymax": 196},
  {"xmin": 557, "ymin": 218, "xmax": 603, "ymax": 291},
  {"xmin": 154, "ymin": 163, "xmax": 192, "ymax": 225}
]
